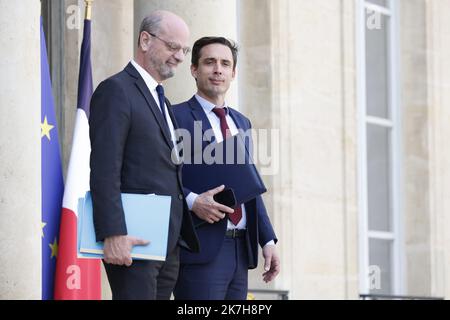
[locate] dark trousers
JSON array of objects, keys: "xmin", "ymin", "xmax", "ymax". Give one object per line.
[
  {"xmin": 174, "ymin": 237, "xmax": 248, "ymax": 300},
  {"xmin": 104, "ymin": 246, "xmax": 180, "ymax": 300}
]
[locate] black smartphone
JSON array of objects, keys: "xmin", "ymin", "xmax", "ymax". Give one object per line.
[
  {"xmin": 195, "ymin": 188, "xmax": 237, "ymax": 229},
  {"xmin": 213, "ymin": 188, "xmax": 237, "ymax": 208}
]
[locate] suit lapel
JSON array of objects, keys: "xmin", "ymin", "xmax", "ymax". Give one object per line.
[
  {"xmin": 228, "ymin": 108, "xmax": 253, "ymax": 160},
  {"xmin": 125, "ymin": 63, "xmax": 173, "ymax": 149},
  {"xmin": 166, "ymin": 99, "xmax": 182, "ymax": 144},
  {"xmin": 228, "ymin": 108, "xmax": 247, "ymax": 131},
  {"xmin": 166, "ymin": 98, "xmax": 177, "ymax": 129},
  {"xmin": 188, "ymin": 96, "xmax": 215, "ymax": 144}
]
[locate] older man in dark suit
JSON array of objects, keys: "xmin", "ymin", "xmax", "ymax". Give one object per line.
[{"xmin": 89, "ymin": 10, "xmax": 199, "ymax": 300}]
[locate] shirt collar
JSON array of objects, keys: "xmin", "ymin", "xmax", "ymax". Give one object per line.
[
  {"xmin": 194, "ymin": 94, "xmax": 229, "ymax": 115},
  {"xmin": 131, "ymin": 60, "xmax": 159, "ymax": 92}
]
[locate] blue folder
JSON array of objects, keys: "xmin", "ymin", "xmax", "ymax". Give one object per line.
[
  {"xmin": 77, "ymin": 192, "xmax": 171, "ymax": 261},
  {"xmin": 182, "ymin": 133, "xmax": 267, "ymax": 205}
]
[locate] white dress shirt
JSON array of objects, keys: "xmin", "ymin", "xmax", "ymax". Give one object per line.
[{"xmin": 130, "ymin": 60, "xmax": 178, "ymax": 149}]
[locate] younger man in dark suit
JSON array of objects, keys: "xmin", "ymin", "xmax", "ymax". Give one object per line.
[{"xmin": 173, "ymin": 37, "xmax": 280, "ymax": 300}]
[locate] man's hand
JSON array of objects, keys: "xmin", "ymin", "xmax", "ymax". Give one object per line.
[
  {"xmin": 262, "ymin": 245, "xmax": 280, "ymax": 283},
  {"xmin": 103, "ymin": 235, "xmax": 150, "ymax": 267},
  {"xmin": 192, "ymin": 185, "xmax": 234, "ymax": 224}
]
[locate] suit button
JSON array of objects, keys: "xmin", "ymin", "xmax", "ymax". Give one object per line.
[{"xmin": 178, "ymin": 194, "xmax": 183, "ymax": 200}]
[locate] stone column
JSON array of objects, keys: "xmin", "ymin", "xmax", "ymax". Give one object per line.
[
  {"xmin": 240, "ymin": 0, "xmax": 359, "ymax": 299},
  {"xmin": 134, "ymin": 0, "xmax": 239, "ymax": 106},
  {"xmin": 0, "ymin": 0, "xmax": 42, "ymax": 299},
  {"xmin": 400, "ymin": 0, "xmax": 450, "ymax": 299},
  {"xmin": 424, "ymin": 0, "xmax": 450, "ymax": 299},
  {"xmin": 400, "ymin": 0, "xmax": 431, "ymax": 297},
  {"xmin": 238, "ymin": 0, "xmax": 283, "ymax": 296},
  {"xmin": 62, "ymin": 0, "xmax": 134, "ymax": 173}
]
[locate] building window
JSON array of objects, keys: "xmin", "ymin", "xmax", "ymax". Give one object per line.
[{"xmin": 357, "ymin": 0, "xmax": 403, "ymax": 296}]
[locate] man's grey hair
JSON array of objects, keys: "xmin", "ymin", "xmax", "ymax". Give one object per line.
[{"xmin": 137, "ymin": 14, "xmax": 163, "ymax": 47}]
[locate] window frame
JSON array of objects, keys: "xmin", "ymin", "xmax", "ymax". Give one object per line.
[{"xmin": 356, "ymin": 0, "xmax": 404, "ymax": 295}]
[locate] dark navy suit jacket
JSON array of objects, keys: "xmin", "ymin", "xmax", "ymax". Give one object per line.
[{"xmin": 173, "ymin": 96, "xmax": 277, "ymax": 269}]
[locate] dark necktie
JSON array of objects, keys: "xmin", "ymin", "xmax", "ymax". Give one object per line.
[
  {"xmin": 212, "ymin": 107, "xmax": 242, "ymax": 226},
  {"xmin": 156, "ymin": 84, "xmax": 168, "ymax": 122}
]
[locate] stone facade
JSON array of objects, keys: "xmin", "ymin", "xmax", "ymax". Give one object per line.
[{"xmin": 0, "ymin": 0, "xmax": 42, "ymax": 299}]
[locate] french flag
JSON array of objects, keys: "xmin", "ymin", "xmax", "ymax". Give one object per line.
[{"xmin": 54, "ymin": 18, "xmax": 101, "ymax": 300}]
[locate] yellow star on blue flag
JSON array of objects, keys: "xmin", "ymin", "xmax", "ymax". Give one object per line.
[
  {"xmin": 41, "ymin": 16, "xmax": 64, "ymax": 300},
  {"xmin": 41, "ymin": 116, "xmax": 54, "ymax": 141},
  {"xmin": 49, "ymin": 238, "xmax": 58, "ymax": 259}
]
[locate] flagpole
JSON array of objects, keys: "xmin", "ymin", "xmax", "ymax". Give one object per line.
[
  {"xmin": 55, "ymin": 0, "xmax": 101, "ymax": 300},
  {"xmin": 85, "ymin": 0, "xmax": 93, "ymax": 21}
]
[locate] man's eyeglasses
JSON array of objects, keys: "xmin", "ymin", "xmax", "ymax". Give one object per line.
[{"xmin": 148, "ymin": 32, "xmax": 191, "ymax": 56}]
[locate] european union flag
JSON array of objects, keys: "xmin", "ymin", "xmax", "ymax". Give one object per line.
[{"xmin": 40, "ymin": 17, "xmax": 64, "ymax": 300}]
